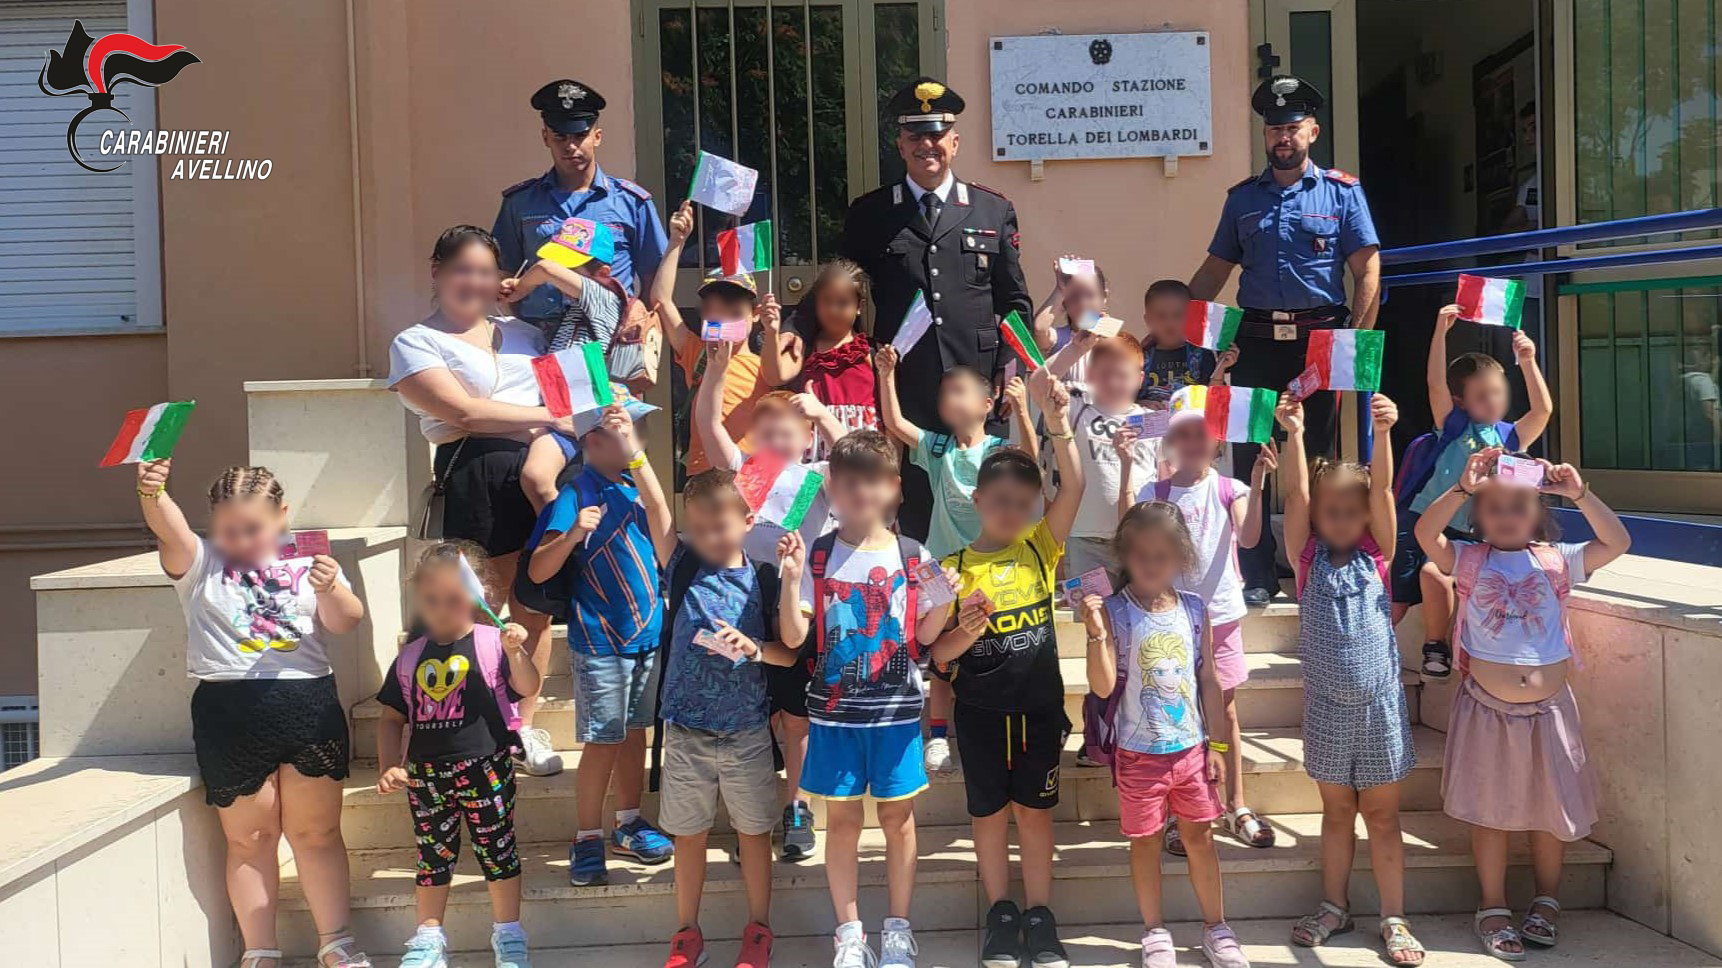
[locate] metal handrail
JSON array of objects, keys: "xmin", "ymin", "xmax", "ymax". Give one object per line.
[
  {"xmin": 1383, "ymin": 243, "xmax": 1722, "ymax": 289},
  {"xmin": 1381, "ymin": 207, "xmax": 1722, "ymax": 266}
]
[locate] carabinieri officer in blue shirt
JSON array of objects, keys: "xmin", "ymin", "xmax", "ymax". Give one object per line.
[
  {"xmin": 1190, "ymin": 74, "xmax": 1381, "ymax": 604},
  {"xmin": 494, "ymin": 79, "xmax": 669, "ymax": 329}
]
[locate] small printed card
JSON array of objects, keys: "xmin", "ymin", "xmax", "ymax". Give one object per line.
[
  {"xmin": 1074, "ymin": 311, "xmax": 1123, "ymax": 337},
  {"xmin": 912, "ymin": 560, "xmax": 957, "ymax": 608},
  {"xmin": 693, "ymin": 628, "xmax": 750, "ymax": 665},
  {"xmin": 1287, "ymin": 363, "xmax": 1324, "ymax": 402},
  {"xmin": 701, "ymin": 319, "xmax": 750, "ymax": 343},
  {"xmin": 278, "ymin": 530, "xmax": 331, "ymax": 558},
  {"xmin": 961, "ymin": 589, "xmax": 994, "ymax": 613},
  {"xmin": 1058, "ymin": 257, "xmax": 1096, "ymax": 277},
  {"xmin": 1124, "ymin": 410, "xmax": 1171, "ymax": 439},
  {"xmin": 1075, "ymin": 567, "xmax": 1112, "ymax": 600},
  {"xmin": 1495, "ymin": 454, "xmax": 1546, "ymax": 488}
]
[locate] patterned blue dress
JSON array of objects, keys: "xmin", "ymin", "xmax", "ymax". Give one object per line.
[{"xmin": 1297, "ymin": 535, "xmax": 1415, "ymax": 789}]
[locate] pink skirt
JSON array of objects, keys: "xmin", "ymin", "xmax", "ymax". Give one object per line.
[{"xmin": 1442, "ymin": 677, "xmax": 1599, "ymax": 841}]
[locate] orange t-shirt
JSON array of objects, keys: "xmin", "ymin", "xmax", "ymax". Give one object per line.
[{"xmin": 677, "ymin": 337, "xmax": 767, "ymax": 475}]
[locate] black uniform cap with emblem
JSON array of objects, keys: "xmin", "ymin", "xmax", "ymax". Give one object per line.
[
  {"xmin": 890, "ymin": 76, "xmax": 965, "ymax": 134},
  {"xmin": 532, "ymin": 79, "xmax": 606, "ymax": 136},
  {"xmin": 1251, "ymin": 74, "xmax": 1325, "ymax": 125}
]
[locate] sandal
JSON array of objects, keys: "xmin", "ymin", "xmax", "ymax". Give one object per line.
[
  {"xmin": 239, "ymin": 951, "xmax": 282, "ymax": 968},
  {"xmin": 1475, "ymin": 907, "xmax": 1526, "ymax": 962},
  {"xmin": 1163, "ymin": 823, "xmax": 1187, "ymax": 857},
  {"xmin": 1522, "ymin": 895, "xmax": 1561, "ymax": 947},
  {"xmin": 1421, "ymin": 641, "xmax": 1452, "ymax": 682},
  {"xmin": 317, "ymin": 936, "xmax": 373, "ymax": 968},
  {"xmin": 1291, "ymin": 900, "xmax": 1353, "ymax": 946},
  {"xmin": 1201, "ymin": 921, "xmax": 1250, "ymax": 968},
  {"xmin": 1381, "ymin": 917, "xmax": 1427, "ymax": 966},
  {"xmin": 1223, "ymin": 805, "xmax": 1276, "ymax": 848}
]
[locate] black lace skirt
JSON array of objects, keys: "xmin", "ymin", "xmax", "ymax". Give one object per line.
[{"xmin": 190, "ymin": 676, "xmax": 350, "ymax": 807}]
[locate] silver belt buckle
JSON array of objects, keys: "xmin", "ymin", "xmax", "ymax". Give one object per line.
[{"xmin": 1273, "ymin": 323, "xmax": 1299, "ymax": 341}]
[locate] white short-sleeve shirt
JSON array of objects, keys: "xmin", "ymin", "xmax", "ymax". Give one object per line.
[
  {"xmin": 387, "ymin": 316, "xmax": 547, "ymax": 444},
  {"xmin": 173, "ymin": 539, "xmax": 347, "ymax": 680}
]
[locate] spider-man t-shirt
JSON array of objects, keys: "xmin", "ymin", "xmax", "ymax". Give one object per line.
[{"xmin": 798, "ymin": 536, "xmax": 937, "ymax": 727}]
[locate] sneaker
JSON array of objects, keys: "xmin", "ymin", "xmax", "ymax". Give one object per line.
[
  {"xmin": 399, "ymin": 929, "xmax": 448, "ymax": 968},
  {"xmin": 924, "ymin": 736, "xmax": 955, "ymax": 774},
  {"xmin": 736, "ymin": 922, "xmax": 774, "ymax": 968},
  {"xmin": 613, "ymin": 816, "xmax": 675, "ymax": 864},
  {"xmin": 1242, "ymin": 586, "xmax": 1274, "ymax": 608},
  {"xmin": 981, "ymin": 900, "xmax": 1023, "ymax": 968},
  {"xmin": 1139, "ymin": 927, "xmax": 1176, "ymax": 968},
  {"xmin": 1421, "ymin": 640, "xmax": 1453, "ymax": 682},
  {"xmin": 664, "ymin": 926, "xmax": 707, "ymax": 968},
  {"xmin": 492, "ymin": 926, "xmax": 532, "ymax": 968},
  {"xmin": 516, "ymin": 727, "xmax": 564, "ymax": 776},
  {"xmin": 833, "ymin": 922, "xmax": 876, "ymax": 968},
  {"xmin": 1201, "ymin": 922, "xmax": 1251, "ymax": 968},
  {"xmin": 1023, "ymin": 907, "xmax": 1069, "ymax": 968},
  {"xmin": 880, "ymin": 918, "xmax": 918, "ymax": 968},
  {"xmin": 781, "ymin": 801, "xmax": 817, "ymax": 861},
  {"xmin": 569, "ymin": 836, "xmax": 608, "ymax": 886}
]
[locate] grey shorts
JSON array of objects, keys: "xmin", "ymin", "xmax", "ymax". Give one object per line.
[
  {"xmin": 572, "ymin": 650, "xmax": 660, "ymax": 745},
  {"xmin": 658, "ymin": 722, "xmax": 780, "ymax": 837}
]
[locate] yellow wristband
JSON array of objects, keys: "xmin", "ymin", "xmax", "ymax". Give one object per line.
[
  {"xmin": 1206, "ymin": 740, "xmax": 1230, "ymax": 753},
  {"xmin": 626, "ymin": 452, "xmax": 648, "ymax": 470}
]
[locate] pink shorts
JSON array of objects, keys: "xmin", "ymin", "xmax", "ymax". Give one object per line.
[
  {"xmin": 1212, "ymin": 619, "xmax": 1247, "ymax": 692},
  {"xmin": 1115, "ymin": 745, "xmax": 1224, "ymax": 839}
]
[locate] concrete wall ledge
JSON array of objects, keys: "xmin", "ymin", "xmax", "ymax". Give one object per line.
[
  {"xmin": 243, "ymin": 378, "xmax": 391, "ymax": 393},
  {"xmin": 29, "ymin": 527, "xmax": 406, "ymax": 593},
  {"xmin": 1569, "ymin": 554, "xmax": 1722, "ymax": 638}
]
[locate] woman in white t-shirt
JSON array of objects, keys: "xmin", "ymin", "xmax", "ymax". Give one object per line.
[
  {"xmin": 134, "ymin": 460, "xmax": 372, "ymax": 968},
  {"xmin": 386, "ymin": 224, "xmax": 568, "ymax": 777}
]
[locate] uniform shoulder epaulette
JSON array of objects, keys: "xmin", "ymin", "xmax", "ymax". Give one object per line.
[
  {"xmin": 500, "ymin": 176, "xmax": 537, "ymax": 197},
  {"xmin": 967, "ymin": 181, "xmax": 1009, "ymax": 200},
  {"xmin": 612, "ymin": 176, "xmax": 652, "ymax": 201},
  {"xmin": 1228, "ymin": 175, "xmax": 1256, "ymax": 192},
  {"xmin": 1324, "ymin": 168, "xmax": 1361, "ymax": 186}
]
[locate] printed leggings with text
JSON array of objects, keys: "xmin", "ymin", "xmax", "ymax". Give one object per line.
[{"xmin": 406, "ymin": 750, "xmax": 520, "ymax": 886}]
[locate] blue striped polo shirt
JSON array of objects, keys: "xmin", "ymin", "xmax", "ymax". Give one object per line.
[{"xmin": 535, "ymin": 467, "xmax": 662, "ymax": 656}]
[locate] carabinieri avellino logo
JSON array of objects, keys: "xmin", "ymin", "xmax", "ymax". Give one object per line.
[{"xmin": 37, "ymin": 20, "xmax": 200, "ymax": 172}]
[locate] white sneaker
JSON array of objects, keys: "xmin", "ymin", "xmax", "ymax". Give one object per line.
[
  {"xmin": 516, "ymin": 727, "xmax": 563, "ymax": 776},
  {"xmin": 923, "ymin": 736, "xmax": 954, "ymax": 774},
  {"xmin": 833, "ymin": 922, "xmax": 876, "ymax": 968},
  {"xmin": 880, "ymin": 918, "xmax": 918, "ymax": 968}
]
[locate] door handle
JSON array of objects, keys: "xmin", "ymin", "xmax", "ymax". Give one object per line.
[{"xmin": 786, "ymin": 275, "xmax": 806, "ymax": 294}]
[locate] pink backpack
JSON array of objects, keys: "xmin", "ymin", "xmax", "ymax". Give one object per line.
[
  {"xmin": 396, "ymin": 623, "xmax": 521, "ymax": 732},
  {"xmin": 1451, "ymin": 542, "xmax": 1574, "ymax": 678}
]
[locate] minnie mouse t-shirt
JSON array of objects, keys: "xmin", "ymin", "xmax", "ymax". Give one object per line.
[{"xmin": 173, "ymin": 539, "xmax": 346, "ymax": 681}]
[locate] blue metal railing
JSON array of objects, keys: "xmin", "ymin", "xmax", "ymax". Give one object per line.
[{"xmin": 1381, "ymin": 207, "xmax": 1722, "ymax": 266}]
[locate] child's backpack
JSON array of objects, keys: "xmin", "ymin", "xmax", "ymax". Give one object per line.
[
  {"xmin": 805, "ymin": 531, "xmax": 923, "ymax": 694},
  {"xmin": 1450, "ymin": 541, "xmax": 1574, "ymax": 678},
  {"xmin": 1150, "ymin": 474, "xmax": 1238, "ymax": 506},
  {"xmin": 1294, "ymin": 532, "xmax": 1391, "ymax": 598},
  {"xmin": 513, "ymin": 474, "xmax": 607, "ymax": 622},
  {"xmin": 395, "ymin": 622, "xmax": 521, "ymax": 745},
  {"xmin": 647, "ymin": 550, "xmax": 781, "ymax": 791},
  {"xmin": 1392, "ymin": 408, "xmax": 1519, "ymax": 512},
  {"xmin": 1081, "ymin": 588, "xmax": 1206, "ymax": 772}
]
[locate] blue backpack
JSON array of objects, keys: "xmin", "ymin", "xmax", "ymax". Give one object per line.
[{"xmin": 1392, "ymin": 408, "xmax": 1519, "ymax": 512}]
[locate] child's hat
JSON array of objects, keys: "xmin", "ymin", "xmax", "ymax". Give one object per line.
[
  {"xmin": 536, "ymin": 217, "xmax": 617, "ymax": 269},
  {"xmin": 1168, "ymin": 384, "xmax": 1212, "ymax": 430},
  {"xmin": 698, "ymin": 269, "xmax": 759, "ymax": 300}
]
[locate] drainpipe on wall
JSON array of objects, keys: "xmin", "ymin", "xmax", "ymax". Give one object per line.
[{"xmin": 344, "ymin": 0, "xmax": 371, "ymax": 377}]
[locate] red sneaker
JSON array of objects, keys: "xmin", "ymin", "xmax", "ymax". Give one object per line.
[
  {"xmin": 664, "ymin": 926, "xmax": 706, "ymax": 968},
  {"xmin": 735, "ymin": 922, "xmax": 774, "ymax": 968}
]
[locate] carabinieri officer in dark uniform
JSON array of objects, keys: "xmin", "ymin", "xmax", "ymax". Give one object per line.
[
  {"xmin": 1190, "ymin": 74, "xmax": 1381, "ymax": 603},
  {"xmin": 841, "ymin": 77, "xmax": 1032, "ymax": 541},
  {"xmin": 494, "ymin": 79, "xmax": 668, "ymax": 329}
]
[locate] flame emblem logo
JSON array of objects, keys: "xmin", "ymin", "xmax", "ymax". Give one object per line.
[{"xmin": 37, "ymin": 20, "xmax": 200, "ymax": 172}]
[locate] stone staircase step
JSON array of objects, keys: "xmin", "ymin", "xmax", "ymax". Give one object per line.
[
  {"xmin": 278, "ymin": 812, "xmax": 1610, "ymax": 952},
  {"xmin": 338, "ymin": 727, "xmax": 1448, "ymax": 848},
  {"xmin": 351, "ymin": 651, "xmax": 1419, "ymax": 757},
  {"xmin": 316, "ymin": 911, "xmax": 1717, "ymax": 966}
]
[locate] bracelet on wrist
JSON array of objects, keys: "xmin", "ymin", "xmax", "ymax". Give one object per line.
[
  {"xmin": 626, "ymin": 451, "xmax": 648, "ymax": 470},
  {"xmin": 137, "ymin": 487, "xmax": 163, "ymax": 500},
  {"xmin": 1206, "ymin": 740, "xmax": 1231, "ymax": 753}
]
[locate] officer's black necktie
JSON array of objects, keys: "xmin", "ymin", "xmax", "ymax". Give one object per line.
[{"xmin": 920, "ymin": 190, "xmax": 943, "ymax": 235}]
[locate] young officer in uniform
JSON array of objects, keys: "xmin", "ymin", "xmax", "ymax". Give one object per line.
[
  {"xmin": 840, "ymin": 77, "xmax": 1033, "ymax": 544},
  {"xmin": 1189, "ymin": 75, "xmax": 1381, "ymax": 604},
  {"xmin": 494, "ymin": 79, "xmax": 669, "ymax": 331}
]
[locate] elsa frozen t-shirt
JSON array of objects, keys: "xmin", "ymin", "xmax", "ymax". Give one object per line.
[{"xmin": 1110, "ymin": 592, "xmax": 1204, "ymax": 755}]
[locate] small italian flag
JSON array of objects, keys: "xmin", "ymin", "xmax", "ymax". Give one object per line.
[
  {"xmin": 531, "ymin": 343, "xmax": 614, "ymax": 419},
  {"xmin": 1306, "ymin": 329, "xmax": 1385, "ymax": 393},
  {"xmin": 99, "ymin": 401, "xmax": 196, "ymax": 467},
  {"xmin": 1455, "ymin": 273, "xmax": 1526, "ymax": 329},
  {"xmin": 717, "ymin": 219, "xmax": 773, "ymax": 276},
  {"xmin": 1184, "ymin": 300, "xmax": 1243, "ymax": 352},
  {"xmin": 457, "ymin": 553, "xmax": 504, "ymax": 627},
  {"xmin": 735, "ymin": 451, "xmax": 824, "ymax": 531},
  {"xmin": 1000, "ymin": 310, "xmax": 1045, "ymax": 370},
  {"xmin": 1202, "ymin": 384, "xmax": 1278, "ymax": 444}
]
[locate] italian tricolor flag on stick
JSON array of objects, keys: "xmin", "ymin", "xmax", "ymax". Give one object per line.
[
  {"xmin": 735, "ymin": 451, "xmax": 824, "ymax": 531},
  {"xmin": 1203, "ymin": 385, "xmax": 1278, "ymax": 444},
  {"xmin": 99, "ymin": 401, "xmax": 196, "ymax": 467},
  {"xmin": 1307, "ymin": 329, "xmax": 1385, "ymax": 393},
  {"xmin": 717, "ymin": 220, "xmax": 773, "ymax": 275},
  {"xmin": 531, "ymin": 343, "xmax": 614, "ymax": 419},
  {"xmin": 1455, "ymin": 273, "xmax": 1526, "ymax": 329},
  {"xmin": 1184, "ymin": 300, "xmax": 1243, "ymax": 351},
  {"xmin": 1000, "ymin": 310, "xmax": 1045, "ymax": 370}
]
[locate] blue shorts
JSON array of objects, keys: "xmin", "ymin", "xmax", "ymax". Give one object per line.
[
  {"xmin": 800, "ymin": 720, "xmax": 928, "ymax": 802},
  {"xmin": 572, "ymin": 650, "xmax": 659, "ymax": 744},
  {"xmin": 1390, "ymin": 511, "xmax": 1469, "ymax": 605}
]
